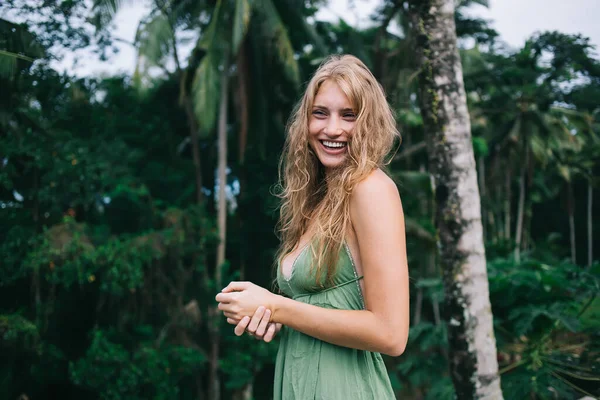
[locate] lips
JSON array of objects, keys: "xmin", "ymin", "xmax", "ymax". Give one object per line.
[{"xmin": 319, "ymin": 140, "xmax": 347, "ymax": 155}]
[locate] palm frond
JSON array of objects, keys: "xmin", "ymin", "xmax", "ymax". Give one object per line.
[
  {"xmin": 391, "ymin": 171, "xmax": 432, "ymax": 193},
  {"xmin": 198, "ymin": 0, "xmax": 225, "ymax": 51},
  {"xmin": 135, "ymin": 12, "xmax": 174, "ymax": 68},
  {"xmin": 0, "ymin": 19, "xmax": 44, "ymax": 78},
  {"xmin": 92, "ymin": 0, "xmax": 134, "ymax": 19},
  {"xmin": 232, "ymin": 0, "xmax": 252, "ymax": 55},
  {"xmin": 404, "ymin": 217, "xmax": 436, "ymax": 244},
  {"xmin": 461, "ymin": 47, "xmax": 489, "ymax": 77},
  {"xmin": 0, "ymin": 50, "xmax": 34, "ymax": 78},
  {"xmin": 505, "ymin": 115, "xmax": 522, "ymax": 147},
  {"xmin": 192, "ymin": 55, "xmax": 220, "ymax": 136},
  {"xmin": 300, "ymin": 18, "xmax": 327, "ymax": 56},
  {"xmin": 457, "ymin": 0, "xmax": 490, "ymax": 7},
  {"xmin": 552, "ymin": 106, "xmax": 600, "ymax": 143},
  {"xmin": 254, "ymin": 0, "xmax": 300, "ymax": 86}
]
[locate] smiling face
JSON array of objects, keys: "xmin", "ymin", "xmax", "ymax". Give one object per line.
[{"xmin": 308, "ymin": 80, "xmax": 357, "ymax": 173}]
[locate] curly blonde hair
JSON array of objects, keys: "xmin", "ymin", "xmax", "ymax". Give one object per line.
[{"xmin": 276, "ymin": 54, "xmax": 400, "ymax": 286}]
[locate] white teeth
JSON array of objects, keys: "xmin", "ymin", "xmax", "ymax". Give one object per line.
[{"xmin": 322, "ymin": 140, "xmax": 347, "ymax": 148}]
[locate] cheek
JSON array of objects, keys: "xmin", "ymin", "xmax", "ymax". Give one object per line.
[
  {"xmin": 308, "ymin": 118, "xmax": 324, "ymax": 136},
  {"xmin": 341, "ymin": 121, "xmax": 356, "ymax": 138}
]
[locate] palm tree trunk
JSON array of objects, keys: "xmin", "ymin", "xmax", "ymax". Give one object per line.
[
  {"xmin": 514, "ymin": 151, "xmax": 527, "ymax": 263},
  {"xmin": 237, "ymin": 41, "xmax": 249, "ymax": 166},
  {"xmin": 183, "ymin": 97, "xmax": 204, "ymax": 204},
  {"xmin": 413, "ymin": 287, "xmax": 423, "ymax": 325},
  {"xmin": 567, "ymin": 181, "xmax": 576, "ymax": 264},
  {"xmin": 407, "ymin": 1, "xmax": 503, "ymax": 398},
  {"xmin": 210, "ymin": 60, "xmax": 230, "ymax": 400},
  {"xmin": 236, "ymin": 39, "xmax": 250, "ymax": 281},
  {"xmin": 478, "ymin": 155, "xmax": 487, "ymax": 241},
  {"xmin": 504, "ymin": 165, "xmax": 511, "ymax": 241},
  {"xmin": 232, "ymin": 383, "xmax": 253, "ymax": 400},
  {"xmin": 216, "ymin": 62, "xmax": 229, "ymax": 300},
  {"xmin": 588, "ymin": 182, "xmax": 593, "ymax": 269}
]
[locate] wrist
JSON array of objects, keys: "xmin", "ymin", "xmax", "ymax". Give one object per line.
[{"xmin": 270, "ymin": 294, "xmax": 286, "ymax": 323}]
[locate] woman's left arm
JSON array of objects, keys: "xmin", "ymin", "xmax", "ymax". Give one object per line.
[{"xmin": 216, "ymin": 171, "xmax": 410, "ymax": 356}]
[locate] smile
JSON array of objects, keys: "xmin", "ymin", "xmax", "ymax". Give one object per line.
[{"xmin": 321, "ymin": 140, "xmax": 347, "ymax": 149}]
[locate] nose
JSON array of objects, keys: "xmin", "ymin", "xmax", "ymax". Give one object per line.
[{"xmin": 324, "ymin": 116, "xmax": 342, "ymax": 137}]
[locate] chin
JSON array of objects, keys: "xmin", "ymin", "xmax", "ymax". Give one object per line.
[
  {"xmin": 310, "ymin": 141, "xmax": 349, "ymax": 172},
  {"xmin": 317, "ymin": 154, "xmax": 347, "ymax": 171}
]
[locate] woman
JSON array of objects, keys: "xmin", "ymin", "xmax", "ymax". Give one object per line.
[{"xmin": 215, "ymin": 54, "xmax": 409, "ymax": 399}]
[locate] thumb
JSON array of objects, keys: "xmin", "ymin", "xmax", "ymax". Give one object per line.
[{"xmin": 222, "ymin": 281, "xmax": 249, "ymax": 292}]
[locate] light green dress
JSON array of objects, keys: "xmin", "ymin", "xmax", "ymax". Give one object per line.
[{"xmin": 273, "ymin": 242, "xmax": 396, "ymax": 400}]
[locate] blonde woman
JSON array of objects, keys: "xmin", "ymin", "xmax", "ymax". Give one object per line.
[{"xmin": 216, "ymin": 54, "xmax": 409, "ymax": 399}]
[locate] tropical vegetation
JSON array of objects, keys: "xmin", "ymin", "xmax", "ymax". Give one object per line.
[{"xmin": 1, "ymin": 0, "xmax": 598, "ymax": 399}]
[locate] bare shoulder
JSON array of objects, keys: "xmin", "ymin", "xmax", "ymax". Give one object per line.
[{"xmin": 351, "ymin": 169, "xmax": 400, "ymax": 209}]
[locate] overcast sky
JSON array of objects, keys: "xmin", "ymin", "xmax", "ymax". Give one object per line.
[{"xmin": 54, "ymin": 0, "xmax": 600, "ymax": 77}]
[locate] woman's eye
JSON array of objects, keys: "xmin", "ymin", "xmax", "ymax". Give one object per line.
[
  {"xmin": 312, "ymin": 110, "xmax": 326, "ymax": 116},
  {"xmin": 344, "ymin": 113, "xmax": 356, "ymax": 119}
]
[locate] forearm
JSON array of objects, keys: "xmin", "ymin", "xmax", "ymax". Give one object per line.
[{"xmin": 272, "ymin": 295, "xmax": 406, "ymax": 356}]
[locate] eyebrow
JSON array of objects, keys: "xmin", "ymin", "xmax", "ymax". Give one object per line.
[{"xmin": 313, "ymin": 104, "xmax": 355, "ymax": 112}]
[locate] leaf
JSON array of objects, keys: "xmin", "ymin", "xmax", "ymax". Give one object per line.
[
  {"xmin": 0, "ymin": 19, "xmax": 43, "ymax": 78},
  {"xmin": 299, "ymin": 16, "xmax": 327, "ymax": 56},
  {"xmin": 391, "ymin": 171, "xmax": 431, "ymax": 192},
  {"xmin": 92, "ymin": 0, "xmax": 133, "ymax": 18},
  {"xmin": 472, "ymin": 136, "xmax": 489, "ymax": 157},
  {"xmin": 415, "ymin": 278, "xmax": 443, "ymax": 289},
  {"xmin": 0, "ymin": 50, "xmax": 20, "ymax": 78},
  {"xmin": 135, "ymin": 13, "xmax": 174, "ymax": 68},
  {"xmin": 232, "ymin": 0, "xmax": 251, "ymax": 55},
  {"xmin": 198, "ymin": 0, "xmax": 225, "ymax": 51},
  {"xmin": 192, "ymin": 55, "xmax": 220, "ymax": 136},
  {"xmin": 505, "ymin": 115, "xmax": 522, "ymax": 147},
  {"xmin": 254, "ymin": 0, "xmax": 300, "ymax": 86}
]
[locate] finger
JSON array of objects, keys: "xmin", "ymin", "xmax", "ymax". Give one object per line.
[
  {"xmin": 221, "ymin": 285, "xmax": 235, "ymax": 293},
  {"xmin": 221, "ymin": 281, "xmax": 250, "ymax": 293},
  {"xmin": 255, "ymin": 309, "xmax": 272, "ymax": 337},
  {"xmin": 226, "ymin": 318, "xmax": 240, "ymax": 325},
  {"xmin": 215, "ymin": 292, "xmax": 236, "ymax": 303},
  {"xmin": 234, "ymin": 316, "xmax": 251, "ymax": 336},
  {"xmin": 218, "ymin": 302, "xmax": 235, "ymax": 313},
  {"xmin": 274, "ymin": 323, "xmax": 283, "ymax": 333},
  {"xmin": 263, "ymin": 323, "xmax": 277, "ymax": 343},
  {"xmin": 246, "ymin": 306, "xmax": 265, "ymax": 333},
  {"xmin": 223, "ymin": 311, "xmax": 237, "ymax": 319}
]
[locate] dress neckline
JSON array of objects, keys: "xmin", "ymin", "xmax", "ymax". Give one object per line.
[{"xmin": 280, "ymin": 241, "xmax": 312, "ymax": 281}]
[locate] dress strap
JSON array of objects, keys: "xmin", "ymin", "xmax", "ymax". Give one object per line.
[{"xmin": 292, "ymin": 275, "xmax": 364, "ymax": 300}]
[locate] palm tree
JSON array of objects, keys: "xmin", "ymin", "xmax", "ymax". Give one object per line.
[
  {"xmin": 406, "ymin": 0, "xmax": 503, "ymax": 398},
  {"xmin": 466, "ymin": 32, "xmax": 600, "ymax": 261},
  {"xmin": 191, "ymin": 1, "xmax": 323, "ymax": 397},
  {"xmin": 551, "ymin": 106, "xmax": 600, "ymax": 267}
]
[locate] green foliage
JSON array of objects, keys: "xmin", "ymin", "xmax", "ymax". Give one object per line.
[
  {"xmin": 472, "ymin": 136, "xmax": 489, "ymax": 157},
  {"xmin": 396, "ymin": 253, "xmax": 600, "ymax": 399},
  {"xmin": 193, "ymin": 55, "xmax": 221, "ymax": 135},
  {"xmin": 220, "ymin": 329, "xmax": 279, "ymax": 390},
  {"xmin": 0, "ymin": 313, "xmax": 39, "ymax": 349},
  {"xmin": 2, "ymin": 2, "xmax": 600, "ymax": 399},
  {"xmin": 490, "ymin": 257, "xmax": 600, "ymax": 399},
  {"xmin": 232, "ymin": 0, "xmax": 252, "ymax": 55},
  {"xmin": 70, "ymin": 329, "xmax": 205, "ymax": 400},
  {"xmin": 489, "ymin": 258, "xmax": 598, "ymax": 336}
]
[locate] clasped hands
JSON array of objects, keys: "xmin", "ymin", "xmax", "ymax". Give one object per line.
[{"xmin": 215, "ymin": 281, "xmax": 282, "ymax": 342}]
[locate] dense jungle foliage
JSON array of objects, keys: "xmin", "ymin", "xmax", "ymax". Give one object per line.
[{"xmin": 1, "ymin": 0, "xmax": 599, "ymax": 399}]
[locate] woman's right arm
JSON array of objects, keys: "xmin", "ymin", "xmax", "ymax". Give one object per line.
[{"xmin": 218, "ymin": 170, "xmax": 409, "ymax": 356}]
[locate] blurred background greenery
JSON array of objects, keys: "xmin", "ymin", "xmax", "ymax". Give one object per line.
[{"xmin": 1, "ymin": 0, "xmax": 599, "ymax": 399}]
